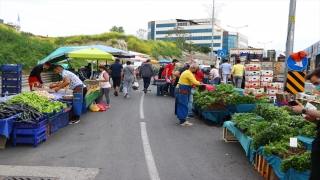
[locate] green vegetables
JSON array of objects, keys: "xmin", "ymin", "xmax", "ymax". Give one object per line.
[
  {"xmin": 8, "ymin": 92, "xmax": 67, "ymax": 113},
  {"xmin": 263, "ymin": 135, "xmax": 304, "ymax": 157},
  {"xmin": 253, "ymin": 104, "xmax": 289, "ymax": 121},
  {"xmin": 227, "ymin": 93, "xmax": 270, "ymax": 105},
  {"xmin": 301, "ymin": 123, "xmax": 317, "ymax": 138},
  {"xmin": 280, "ymin": 151, "xmax": 311, "ymax": 172},
  {"xmin": 214, "ymin": 84, "xmax": 235, "ymax": 94}
]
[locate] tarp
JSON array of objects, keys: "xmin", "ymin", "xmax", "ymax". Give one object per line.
[
  {"xmin": 158, "ymin": 59, "xmax": 171, "ymax": 63},
  {"xmin": 66, "ymin": 48, "xmax": 115, "ymax": 60}
]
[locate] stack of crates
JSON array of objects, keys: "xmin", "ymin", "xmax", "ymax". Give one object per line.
[
  {"xmin": 1, "ymin": 64, "xmax": 22, "ymax": 97},
  {"xmin": 154, "ymin": 79, "xmax": 166, "ymax": 96},
  {"xmin": 244, "ymin": 63, "xmax": 261, "ymax": 94},
  {"xmin": 13, "ymin": 116, "xmax": 47, "ymax": 148}
]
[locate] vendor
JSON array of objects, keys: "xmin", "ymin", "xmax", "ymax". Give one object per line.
[
  {"xmin": 28, "ymin": 62, "xmax": 52, "ymax": 91},
  {"xmin": 78, "ymin": 66, "xmax": 87, "ymax": 82},
  {"xmin": 52, "ymin": 65, "xmax": 87, "ymax": 124}
]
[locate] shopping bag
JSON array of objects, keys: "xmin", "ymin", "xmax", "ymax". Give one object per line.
[
  {"xmin": 89, "ymin": 102, "xmax": 100, "ymax": 112},
  {"xmin": 97, "ymin": 101, "xmax": 107, "ymax": 111},
  {"xmin": 132, "ymin": 81, "xmax": 139, "ymax": 90},
  {"xmin": 165, "ymin": 77, "xmax": 171, "ymax": 83}
]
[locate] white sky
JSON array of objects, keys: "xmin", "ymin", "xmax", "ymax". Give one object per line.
[{"xmin": 0, "ymin": 0, "xmax": 319, "ymax": 52}]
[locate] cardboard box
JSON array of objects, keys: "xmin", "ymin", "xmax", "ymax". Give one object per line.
[
  {"xmin": 254, "ymin": 88, "xmax": 265, "ymax": 95},
  {"xmin": 245, "ymin": 76, "xmax": 260, "ymax": 82},
  {"xmin": 268, "ymin": 95, "xmax": 276, "ymax": 100},
  {"xmin": 246, "ymin": 64, "xmax": 261, "ymax": 71},
  {"xmin": 245, "ymin": 71, "xmax": 261, "ymax": 76},
  {"xmin": 261, "ymin": 70, "xmax": 274, "ymax": 76},
  {"xmin": 245, "ymin": 82, "xmax": 250, "ymax": 88},
  {"xmin": 268, "ymin": 89, "xmax": 279, "ymax": 95},
  {"xmin": 267, "ymin": 82, "xmax": 279, "ymax": 89},
  {"xmin": 245, "ymin": 88, "xmax": 255, "ymax": 94},
  {"xmin": 261, "ymin": 76, "xmax": 273, "ymax": 82},
  {"xmin": 249, "ymin": 82, "xmax": 261, "ymax": 88},
  {"xmin": 260, "ymin": 82, "xmax": 268, "ymax": 87}
]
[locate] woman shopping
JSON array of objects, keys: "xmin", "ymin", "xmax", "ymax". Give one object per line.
[
  {"xmin": 122, "ymin": 61, "xmax": 137, "ymax": 99},
  {"xmin": 96, "ymin": 65, "xmax": 111, "ymax": 108}
]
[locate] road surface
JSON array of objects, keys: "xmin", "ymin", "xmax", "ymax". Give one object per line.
[{"xmin": 0, "ymin": 80, "xmax": 263, "ymax": 180}]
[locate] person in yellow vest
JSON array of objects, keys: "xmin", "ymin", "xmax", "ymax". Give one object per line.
[
  {"xmin": 231, "ymin": 60, "xmax": 246, "ymax": 88},
  {"xmin": 176, "ymin": 63, "xmax": 202, "ymax": 126}
]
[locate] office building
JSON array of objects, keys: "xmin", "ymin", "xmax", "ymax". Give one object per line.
[{"xmin": 148, "ymin": 18, "xmax": 248, "ymax": 54}]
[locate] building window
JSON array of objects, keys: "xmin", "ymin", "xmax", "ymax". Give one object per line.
[
  {"xmin": 239, "ymin": 37, "xmax": 248, "ymax": 44},
  {"xmin": 156, "ymin": 23, "xmax": 176, "ymax": 28},
  {"xmin": 156, "ymin": 36, "xmax": 221, "ymax": 41},
  {"xmin": 155, "ymin": 28, "xmax": 218, "ymax": 34},
  {"xmin": 193, "ymin": 43, "xmax": 221, "ymax": 47},
  {"xmin": 178, "ymin": 22, "xmax": 188, "ymax": 26}
]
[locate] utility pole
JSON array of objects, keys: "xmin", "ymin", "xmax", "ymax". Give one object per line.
[
  {"xmin": 283, "ymin": 0, "xmax": 297, "ymax": 92},
  {"xmin": 210, "ymin": 0, "xmax": 215, "ymax": 65}
]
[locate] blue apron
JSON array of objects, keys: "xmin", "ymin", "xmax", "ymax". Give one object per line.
[
  {"xmin": 176, "ymin": 84, "xmax": 192, "ymax": 120},
  {"xmin": 73, "ymin": 84, "xmax": 85, "ymax": 116}
]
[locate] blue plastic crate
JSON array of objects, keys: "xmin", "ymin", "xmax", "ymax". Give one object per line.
[
  {"xmin": 13, "ymin": 123, "xmax": 46, "ymax": 136},
  {"xmin": 2, "ymin": 80, "xmax": 22, "ymax": 86},
  {"xmin": 57, "ymin": 107, "xmax": 71, "ymax": 129},
  {"xmin": 157, "ymin": 85, "xmax": 165, "ymax": 96},
  {"xmin": 2, "ymin": 64, "xmax": 22, "ymax": 72},
  {"xmin": 1, "ymin": 87, "xmax": 21, "ymax": 96},
  {"xmin": 2, "ymin": 72, "xmax": 22, "ymax": 79},
  {"xmin": 47, "ymin": 110, "xmax": 62, "ymax": 134},
  {"xmin": 12, "ymin": 132, "xmax": 46, "ymax": 148},
  {"xmin": 14, "ymin": 116, "xmax": 46, "ymax": 129},
  {"xmin": 154, "ymin": 79, "xmax": 166, "ymax": 85}
]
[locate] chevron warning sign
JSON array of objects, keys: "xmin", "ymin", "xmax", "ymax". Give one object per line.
[{"xmin": 285, "ymin": 71, "xmax": 306, "ymax": 94}]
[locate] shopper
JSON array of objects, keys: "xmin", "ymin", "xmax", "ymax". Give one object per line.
[
  {"xmin": 85, "ymin": 63, "xmax": 92, "ymax": 79},
  {"xmin": 162, "ymin": 59, "xmax": 179, "ymax": 95},
  {"xmin": 140, "ymin": 60, "xmax": 154, "ymax": 93},
  {"xmin": 96, "ymin": 65, "xmax": 111, "ymax": 108},
  {"xmin": 187, "ymin": 66, "xmax": 204, "ymax": 119},
  {"xmin": 51, "ymin": 65, "xmax": 87, "ymax": 124},
  {"xmin": 28, "ymin": 62, "xmax": 52, "ymax": 91},
  {"xmin": 291, "ymin": 68, "xmax": 320, "ymax": 180},
  {"xmin": 109, "ymin": 58, "xmax": 123, "ymax": 96},
  {"xmin": 122, "ymin": 61, "xmax": 137, "ymax": 98},
  {"xmin": 78, "ymin": 66, "xmax": 87, "ymax": 82},
  {"xmin": 210, "ymin": 65, "xmax": 220, "ymax": 85},
  {"xmin": 231, "ymin": 60, "xmax": 246, "ymax": 88},
  {"xmin": 219, "ymin": 59, "xmax": 232, "ymax": 84},
  {"xmin": 176, "ymin": 63, "xmax": 201, "ymax": 126}
]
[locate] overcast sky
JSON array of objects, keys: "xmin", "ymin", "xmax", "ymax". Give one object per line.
[{"xmin": 0, "ymin": 0, "xmax": 319, "ymax": 52}]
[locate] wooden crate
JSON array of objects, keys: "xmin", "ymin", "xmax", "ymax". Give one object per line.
[
  {"xmin": 0, "ymin": 135, "xmax": 7, "ymax": 149},
  {"xmin": 222, "ymin": 127, "xmax": 238, "ymax": 142},
  {"xmin": 254, "ymin": 153, "xmax": 277, "ymax": 180}
]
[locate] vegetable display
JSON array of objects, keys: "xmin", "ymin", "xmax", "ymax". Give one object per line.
[
  {"xmin": 34, "ymin": 90, "xmax": 55, "ymax": 100},
  {"xmin": 0, "ymin": 102, "xmax": 25, "ymax": 119},
  {"xmin": 280, "ymin": 151, "xmax": 311, "ymax": 173},
  {"xmin": 8, "ymin": 92, "xmax": 67, "ymax": 113},
  {"xmin": 227, "ymin": 93, "xmax": 270, "ymax": 105}
]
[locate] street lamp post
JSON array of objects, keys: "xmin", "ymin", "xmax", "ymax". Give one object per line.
[
  {"xmin": 257, "ymin": 41, "xmax": 273, "ymax": 57},
  {"xmin": 210, "ymin": 0, "xmax": 215, "ymax": 65},
  {"xmin": 226, "ymin": 25, "xmax": 248, "ymax": 48}
]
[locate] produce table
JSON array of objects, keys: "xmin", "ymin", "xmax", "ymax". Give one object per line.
[
  {"xmin": 0, "ymin": 114, "xmax": 19, "ymax": 138},
  {"xmin": 86, "ymin": 90, "xmax": 100, "ymax": 107},
  {"xmin": 223, "ymin": 121, "xmax": 312, "ymax": 180}
]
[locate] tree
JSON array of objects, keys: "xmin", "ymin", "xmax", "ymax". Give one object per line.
[
  {"xmin": 109, "ymin": 26, "xmax": 125, "ymax": 33},
  {"xmin": 136, "ymin": 29, "xmax": 147, "ymax": 40}
]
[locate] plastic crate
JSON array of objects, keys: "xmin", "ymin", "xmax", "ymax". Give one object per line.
[
  {"xmin": 14, "ymin": 115, "xmax": 46, "ymax": 129},
  {"xmin": 1, "ymin": 80, "xmax": 22, "ymax": 86},
  {"xmin": 46, "ymin": 110, "xmax": 63, "ymax": 134},
  {"xmin": 157, "ymin": 85, "xmax": 165, "ymax": 96},
  {"xmin": 1, "ymin": 72, "xmax": 22, "ymax": 79},
  {"xmin": 12, "ymin": 132, "xmax": 46, "ymax": 148},
  {"xmin": 13, "ymin": 123, "xmax": 46, "ymax": 136},
  {"xmin": 154, "ymin": 79, "xmax": 166, "ymax": 85},
  {"xmin": 1, "ymin": 87, "xmax": 21, "ymax": 97},
  {"xmin": 57, "ymin": 106, "xmax": 72, "ymax": 129},
  {"xmin": 2, "ymin": 64, "xmax": 22, "ymax": 72}
]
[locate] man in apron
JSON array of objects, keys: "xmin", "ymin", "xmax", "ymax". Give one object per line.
[{"xmin": 52, "ymin": 65, "xmax": 87, "ymax": 124}]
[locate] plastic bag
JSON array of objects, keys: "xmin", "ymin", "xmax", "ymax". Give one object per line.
[
  {"xmin": 165, "ymin": 77, "xmax": 171, "ymax": 83},
  {"xmin": 89, "ymin": 102, "xmax": 100, "ymax": 112},
  {"xmin": 132, "ymin": 81, "xmax": 139, "ymax": 90},
  {"xmin": 97, "ymin": 101, "xmax": 107, "ymax": 111}
]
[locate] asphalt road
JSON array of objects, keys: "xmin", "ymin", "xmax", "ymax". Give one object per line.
[{"xmin": 0, "ymin": 79, "xmax": 263, "ymax": 180}]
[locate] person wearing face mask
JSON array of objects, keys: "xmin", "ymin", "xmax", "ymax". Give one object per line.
[
  {"xmin": 51, "ymin": 65, "xmax": 87, "ymax": 124},
  {"xmin": 95, "ymin": 65, "xmax": 111, "ymax": 108},
  {"xmin": 291, "ymin": 68, "xmax": 320, "ymax": 180},
  {"xmin": 176, "ymin": 63, "xmax": 202, "ymax": 126}
]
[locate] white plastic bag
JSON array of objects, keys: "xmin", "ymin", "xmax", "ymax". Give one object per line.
[{"xmin": 132, "ymin": 82, "xmax": 139, "ymax": 90}]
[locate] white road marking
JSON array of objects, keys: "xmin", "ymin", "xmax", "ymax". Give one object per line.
[
  {"xmin": 140, "ymin": 92, "xmax": 145, "ymax": 119},
  {"xmin": 140, "ymin": 122, "xmax": 160, "ymax": 180}
]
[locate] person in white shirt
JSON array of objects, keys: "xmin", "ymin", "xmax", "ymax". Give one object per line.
[
  {"xmin": 95, "ymin": 65, "xmax": 111, "ymax": 108},
  {"xmin": 219, "ymin": 59, "xmax": 232, "ymax": 84},
  {"xmin": 209, "ymin": 65, "xmax": 220, "ymax": 85}
]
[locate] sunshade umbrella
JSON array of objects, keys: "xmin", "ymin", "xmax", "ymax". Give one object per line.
[
  {"xmin": 37, "ymin": 46, "xmax": 89, "ymax": 64},
  {"xmin": 158, "ymin": 59, "xmax": 171, "ymax": 63},
  {"xmin": 90, "ymin": 43, "xmax": 134, "ymax": 58},
  {"xmin": 150, "ymin": 60, "xmax": 159, "ymax": 64},
  {"xmin": 66, "ymin": 48, "xmax": 115, "ymax": 60},
  {"xmin": 122, "ymin": 56, "xmax": 148, "ymax": 62}
]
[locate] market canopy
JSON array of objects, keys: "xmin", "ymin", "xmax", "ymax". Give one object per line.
[
  {"xmin": 158, "ymin": 59, "xmax": 171, "ymax": 63},
  {"xmin": 38, "ymin": 46, "xmax": 86, "ymax": 64},
  {"xmin": 121, "ymin": 56, "xmax": 148, "ymax": 62},
  {"xmin": 66, "ymin": 48, "xmax": 115, "ymax": 60},
  {"xmin": 91, "ymin": 43, "xmax": 133, "ymax": 57}
]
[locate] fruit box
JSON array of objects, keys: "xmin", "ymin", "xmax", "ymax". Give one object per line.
[
  {"xmin": 245, "ymin": 88, "xmax": 255, "ymax": 94},
  {"xmin": 245, "ymin": 71, "xmax": 261, "ymax": 76},
  {"xmin": 245, "ymin": 82, "xmax": 250, "ymax": 88},
  {"xmin": 260, "ymin": 82, "xmax": 268, "ymax": 87},
  {"xmin": 254, "ymin": 88, "xmax": 265, "ymax": 95},
  {"xmin": 267, "ymin": 89, "xmax": 279, "ymax": 95},
  {"xmin": 267, "ymin": 82, "xmax": 279, "ymax": 89},
  {"xmin": 261, "ymin": 70, "xmax": 274, "ymax": 76},
  {"xmin": 246, "ymin": 64, "xmax": 261, "ymax": 71},
  {"xmin": 249, "ymin": 82, "xmax": 261, "ymax": 88},
  {"xmin": 268, "ymin": 95, "xmax": 276, "ymax": 100},
  {"xmin": 245, "ymin": 76, "xmax": 260, "ymax": 82},
  {"xmin": 261, "ymin": 76, "xmax": 273, "ymax": 82}
]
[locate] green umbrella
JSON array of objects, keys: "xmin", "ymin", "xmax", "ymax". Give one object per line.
[{"xmin": 66, "ymin": 47, "xmax": 115, "ymax": 60}]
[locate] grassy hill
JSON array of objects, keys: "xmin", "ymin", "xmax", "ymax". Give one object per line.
[{"xmin": 0, "ymin": 24, "xmax": 185, "ymax": 71}]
